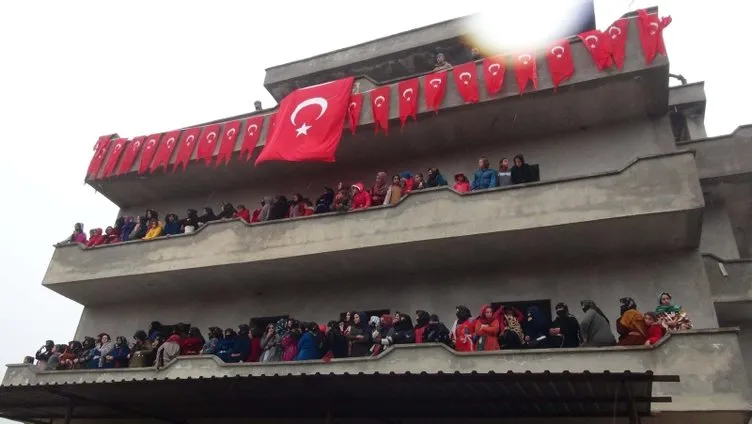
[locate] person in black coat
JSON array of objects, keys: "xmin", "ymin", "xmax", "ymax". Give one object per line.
[
  {"xmin": 268, "ymin": 195, "xmax": 289, "ymax": 220},
  {"xmin": 511, "ymin": 154, "xmax": 533, "ymax": 184},
  {"xmin": 549, "ymin": 303, "xmax": 582, "ymax": 348},
  {"xmin": 198, "ymin": 207, "xmax": 218, "ymax": 225},
  {"xmin": 381, "ymin": 314, "xmax": 415, "ymax": 346},
  {"xmin": 324, "ymin": 321, "xmax": 348, "ymax": 358}
]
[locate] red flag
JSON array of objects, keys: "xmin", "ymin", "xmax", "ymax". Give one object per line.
[
  {"xmin": 138, "ymin": 133, "xmax": 162, "ymax": 174},
  {"xmin": 637, "ymin": 9, "xmax": 671, "ymax": 65},
  {"xmin": 216, "ymin": 120, "xmax": 241, "ymax": 167},
  {"xmin": 370, "ymin": 86, "xmax": 390, "ymax": 134},
  {"xmin": 150, "ymin": 130, "xmax": 181, "ymax": 173},
  {"xmin": 483, "ymin": 55, "xmax": 506, "ymax": 95},
  {"xmin": 452, "ymin": 62, "xmax": 480, "ymax": 103},
  {"xmin": 579, "ymin": 30, "xmax": 614, "ymax": 71},
  {"xmin": 255, "ymin": 77, "xmax": 354, "ymax": 165},
  {"xmin": 606, "ymin": 19, "xmax": 629, "ymax": 69},
  {"xmin": 87, "ymin": 135, "xmax": 113, "ymax": 180},
  {"xmin": 241, "ymin": 116, "xmax": 264, "ymax": 161},
  {"xmin": 347, "ymin": 93, "xmax": 363, "ymax": 134},
  {"xmin": 117, "ymin": 136, "xmax": 146, "ymax": 176},
  {"xmin": 424, "ymin": 71, "xmax": 447, "ymax": 113},
  {"xmin": 397, "ymin": 78, "xmax": 419, "ymax": 129},
  {"xmin": 514, "ymin": 53, "xmax": 538, "ymax": 94},
  {"xmin": 101, "ymin": 137, "xmax": 128, "ymax": 178},
  {"xmin": 546, "ymin": 40, "xmax": 575, "ymax": 90},
  {"xmin": 173, "ymin": 127, "xmax": 202, "ymax": 173},
  {"xmin": 196, "ymin": 124, "xmax": 221, "ymax": 166}
]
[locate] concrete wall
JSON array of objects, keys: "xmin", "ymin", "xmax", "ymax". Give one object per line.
[
  {"xmin": 700, "ymin": 203, "xmax": 741, "ymax": 259},
  {"xmin": 678, "ymin": 125, "xmax": 752, "ymax": 182},
  {"xmin": 119, "ymin": 117, "xmax": 677, "ymax": 218},
  {"xmin": 73, "ymin": 250, "xmax": 717, "ymax": 340}
]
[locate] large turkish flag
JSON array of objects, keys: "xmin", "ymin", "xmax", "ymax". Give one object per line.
[
  {"xmin": 607, "ymin": 19, "xmax": 629, "ymax": 69},
  {"xmin": 452, "ymin": 62, "xmax": 480, "ymax": 103},
  {"xmin": 173, "ymin": 127, "xmax": 202, "ymax": 173},
  {"xmin": 637, "ymin": 9, "xmax": 671, "ymax": 65},
  {"xmin": 101, "ymin": 137, "xmax": 129, "ymax": 178},
  {"xmin": 255, "ymin": 77, "xmax": 354, "ymax": 165},
  {"xmin": 117, "ymin": 136, "xmax": 146, "ymax": 176},
  {"xmin": 348, "ymin": 93, "xmax": 363, "ymax": 134},
  {"xmin": 150, "ymin": 130, "xmax": 181, "ymax": 173},
  {"xmin": 514, "ymin": 53, "xmax": 538, "ymax": 94},
  {"xmin": 216, "ymin": 120, "xmax": 241, "ymax": 166},
  {"xmin": 370, "ymin": 86, "xmax": 390, "ymax": 134},
  {"xmin": 579, "ymin": 30, "xmax": 614, "ymax": 71},
  {"xmin": 397, "ymin": 78, "xmax": 418, "ymax": 129},
  {"xmin": 546, "ymin": 40, "xmax": 575, "ymax": 90},
  {"xmin": 483, "ymin": 55, "xmax": 506, "ymax": 95},
  {"xmin": 138, "ymin": 133, "xmax": 162, "ymax": 174},
  {"xmin": 196, "ymin": 124, "xmax": 221, "ymax": 166},
  {"xmin": 87, "ymin": 135, "xmax": 113, "ymax": 180},
  {"xmin": 241, "ymin": 116, "xmax": 264, "ymax": 161},
  {"xmin": 424, "ymin": 71, "xmax": 447, "ymax": 113}
]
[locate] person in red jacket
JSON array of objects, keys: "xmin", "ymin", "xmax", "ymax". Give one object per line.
[
  {"xmin": 475, "ymin": 305, "xmax": 500, "ymax": 351},
  {"xmin": 350, "ymin": 183, "xmax": 372, "ymax": 210},
  {"xmin": 180, "ymin": 328, "xmax": 205, "ymax": 355},
  {"xmin": 453, "ymin": 173, "xmax": 471, "ymax": 193},
  {"xmin": 643, "ymin": 312, "xmax": 666, "ymax": 346},
  {"xmin": 414, "ymin": 310, "xmax": 430, "ymax": 343},
  {"xmin": 451, "ymin": 306, "xmax": 474, "ymax": 352},
  {"xmin": 86, "ymin": 228, "xmax": 105, "ymax": 247},
  {"xmin": 102, "ymin": 226, "xmax": 119, "ymax": 244},
  {"xmin": 233, "ymin": 204, "xmax": 251, "ymax": 223}
]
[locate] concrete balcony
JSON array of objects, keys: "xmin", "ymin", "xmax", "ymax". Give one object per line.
[
  {"xmin": 678, "ymin": 125, "xmax": 752, "ymax": 184},
  {"xmin": 48, "ymin": 151, "xmax": 702, "ymax": 305},
  {"xmin": 1, "ymin": 329, "xmax": 749, "ymax": 422},
  {"xmin": 88, "ymin": 10, "xmax": 669, "ymax": 209},
  {"xmin": 704, "ymin": 254, "xmax": 752, "ymax": 322}
]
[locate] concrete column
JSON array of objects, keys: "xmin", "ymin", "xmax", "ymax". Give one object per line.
[
  {"xmin": 685, "ymin": 112, "xmax": 708, "ymax": 140},
  {"xmin": 700, "ymin": 202, "xmax": 741, "ymax": 259}
]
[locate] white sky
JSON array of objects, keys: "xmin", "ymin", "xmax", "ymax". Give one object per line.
[{"xmin": 0, "ymin": 0, "xmax": 748, "ymax": 407}]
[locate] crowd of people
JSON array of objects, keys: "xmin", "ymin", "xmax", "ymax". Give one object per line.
[
  {"xmin": 32, "ymin": 294, "xmax": 692, "ymax": 371},
  {"xmin": 65, "ymin": 156, "xmax": 537, "ymax": 247}
]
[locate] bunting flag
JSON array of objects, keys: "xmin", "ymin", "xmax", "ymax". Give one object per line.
[
  {"xmin": 424, "ymin": 71, "xmax": 447, "ymax": 113},
  {"xmin": 173, "ymin": 127, "xmax": 202, "ymax": 173},
  {"xmin": 197, "ymin": 124, "xmax": 221, "ymax": 166},
  {"xmin": 546, "ymin": 40, "xmax": 575, "ymax": 90},
  {"xmin": 397, "ymin": 78, "xmax": 419, "ymax": 129},
  {"xmin": 215, "ymin": 120, "xmax": 241, "ymax": 167},
  {"xmin": 452, "ymin": 62, "xmax": 480, "ymax": 103},
  {"xmin": 117, "ymin": 136, "xmax": 146, "ymax": 176},
  {"xmin": 636, "ymin": 9, "xmax": 671, "ymax": 65},
  {"xmin": 87, "ymin": 135, "xmax": 113, "ymax": 180},
  {"xmin": 240, "ymin": 116, "xmax": 265, "ymax": 161},
  {"xmin": 579, "ymin": 30, "xmax": 614, "ymax": 71},
  {"xmin": 101, "ymin": 137, "xmax": 129, "ymax": 178},
  {"xmin": 347, "ymin": 93, "xmax": 364, "ymax": 134},
  {"xmin": 514, "ymin": 53, "xmax": 538, "ymax": 94},
  {"xmin": 607, "ymin": 19, "xmax": 629, "ymax": 69},
  {"xmin": 370, "ymin": 86, "xmax": 390, "ymax": 134},
  {"xmin": 483, "ymin": 55, "xmax": 506, "ymax": 95},
  {"xmin": 138, "ymin": 133, "xmax": 162, "ymax": 174},
  {"xmin": 150, "ymin": 130, "xmax": 181, "ymax": 173}
]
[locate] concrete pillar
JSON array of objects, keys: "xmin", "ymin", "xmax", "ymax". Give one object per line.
[{"xmin": 700, "ymin": 202, "xmax": 741, "ymax": 259}]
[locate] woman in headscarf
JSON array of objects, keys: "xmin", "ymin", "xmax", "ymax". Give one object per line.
[
  {"xmin": 384, "ymin": 175, "xmax": 403, "ymax": 205},
  {"xmin": 549, "ymin": 303, "xmax": 581, "ymax": 348},
  {"xmin": 497, "ymin": 306, "xmax": 525, "ymax": 349},
  {"xmin": 269, "ymin": 195, "xmax": 290, "ymax": 220},
  {"xmin": 381, "ymin": 314, "xmax": 415, "ymax": 346},
  {"xmin": 129, "ymin": 330, "xmax": 154, "ymax": 367},
  {"xmin": 347, "ymin": 312, "xmax": 372, "ymax": 357},
  {"xmin": 76, "ymin": 337, "xmax": 96, "ymax": 369},
  {"xmin": 163, "ymin": 213, "xmax": 181, "ymax": 235},
  {"xmin": 379, "ymin": 314, "xmax": 394, "ymax": 339},
  {"xmin": 257, "ymin": 197, "xmax": 273, "ymax": 222},
  {"xmin": 474, "ymin": 305, "xmax": 500, "ymax": 351},
  {"xmin": 295, "ymin": 322, "xmax": 321, "ymax": 361},
  {"xmin": 217, "ymin": 202, "xmax": 237, "ymax": 220},
  {"xmin": 60, "ymin": 341, "xmax": 82, "ymax": 369},
  {"xmin": 156, "ymin": 334, "xmax": 181, "ymax": 369},
  {"xmin": 333, "ymin": 182, "xmax": 351, "ymax": 212},
  {"xmin": 281, "ymin": 319, "xmax": 301, "ymax": 361},
  {"xmin": 68, "ymin": 223, "xmax": 87, "ymax": 244},
  {"xmin": 97, "ymin": 333, "xmax": 115, "ymax": 368},
  {"xmin": 86, "ymin": 228, "xmax": 105, "ymax": 247},
  {"xmin": 451, "ymin": 306, "xmax": 474, "ymax": 352},
  {"xmin": 511, "ymin": 154, "xmax": 533, "ymax": 184},
  {"xmin": 103, "ymin": 336, "xmax": 130, "ymax": 368},
  {"xmin": 228, "ymin": 325, "xmax": 251, "ymax": 363},
  {"xmin": 103, "ymin": 226, "xmax": 119, "ymax": 244},
  {"xmin": 120, "ymin": 217, "xmax": 136, "ymax": 241},
  {"xmin": 522, "ymin": 306, "xmax": 554, "ymax": 348},
  {"xmin": 130, "ymin": 216, "xmax": 148, "ymax": 240},
  {"xmin": 198, "ymin": 207, "xmax": 218, "ymax": 225},
  {"xmin": 180, "ymin": 327, "xmax": 205, "ymax": 355},
  {"xmin": 425, "ymin": 168, "xmax": 448, "ymax": 188},
  {"xmin": 579, "ymin": 300, "xmax": 616, "ymax": 347},
  {"xmin": 655, "ymin": 292, "xmax": 693, "ymax": 332},
  {"xmin": 315, "ymin": 187, "xmax": 335, "ymax": 213},
  {"xmin": 260, "ymin": 321, "xmax": 284, "ymax": 362},
  {"xmin": 181, "ymin": 209, "xmax": 200, "ymax": 233},
  {"xmin": 323, "ymin": 320, "xmax": 348, "ymax": 359},
  {"xmin": 202, "ymin": 327, "xmax": 223, "ymax": 355},
  {"xmin": 350, "ymin": 183, "xmax": 372, "ymax": 210},
  {"xmin": 113, "ymin": 216, "xmax": 125, "ymax": 238},
  {"xmin": 142, "ymin": 218, "xmax": 163, "ymax": 240},
  {"xmin": 370, "ymin": 172, "xmax": 389, "ymax": 205},
  {"xmin": 400, "ymin": 171, "xmax": 414, "ymax": 194},
  {"xmin": 424, "ymin": 314, "xmax": 451, "ymax": 345},
  {"xmin": 414, "ymin": 310, "xmax": 430, "ymax": 343},
  {"xmin": 617, "ymin": 297, "xmax": 648, "ymax": 346},
  {"xmin": 216, "ymin": 328, "xmax": 237, "ymax": 362}
]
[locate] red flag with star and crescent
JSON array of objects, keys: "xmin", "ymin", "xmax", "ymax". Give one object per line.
[
  {"xmin": 546, "ymin": 40, "xmax": 575, "ymax": 90},
  {"xmin": 87, "ymin": 135, "xmax": 113, "ymax": 180},
  {"xmin": 117, "ymin": 136, "xmax": 146, "ymax": 176},
  {"xmin": 579, "ymin": 30, "xmax": 614, "ymax": 71},
  {"xmin": 150, "ymin": 130, "xmax": 181, "ymax": 173},
  {"xmin": 483, "ymin": 55, "xmax": 506, "ymax": 95},
  {"xmin": 255, "ymin": 77, "xmax": 354, "ymax": 165},
  {"xmin": 215, "ymin": 120, "xmax": 241, "ymax": 166},
  {"xmin": 101, "ymin": 137, "xmax": 129, "ymax": 178},
  {"xmin": 452, "ymin": 62, "xmax": 480, "ymax": 103},
  {"xmin": 514, "ymin": 53, "xmax": 538, "ymax": 94},
  {"xmin": 138, "ymin": 133, "xmax": 162, "ymax": 174},
  {"xmin": 424, "ymin": 71, "xmax": 447, "ymax": 113},
  {"xmin": 241, "ymin": 116, "xmax": 264, "ymax": 161},
  {"xmin": 370, "ymin": 86, "xmax": 390, "ymax": 134},
  {"xmin": 397, "ymin": 78, "xmax": 419, "ymax": 129},
  {"xmin": 173, "ymin": 127, "xmax": 202, "ymax": 173},
  {"xmin": 637, "ymin": 9, "xmax": 671, "ymax": 65},
  {"xmin": 196, "ymin": 124, "xmax": 221, "ymax": 166},
  {"xmin": 348, "ymin": 93, "xmax": 363, "ymax": 135},
  {"xmin": 607, "ymin": 19, "xmax": 629, "ymax": 69}
]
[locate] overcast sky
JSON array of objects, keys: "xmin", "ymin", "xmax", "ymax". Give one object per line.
[{"xmin": 0, "ymin": 0, "xmax": 747, "ymax": 407}]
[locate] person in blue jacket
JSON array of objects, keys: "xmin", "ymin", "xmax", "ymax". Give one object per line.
[
  {"xmin": 227, "ymin": 325, "xmax": 250, "ymax": 363},
  {"xmin": 471, "ymin": 157, "xmax": 498, "ymax": 190},
  {"xmin": 295, "ymin": 322, "xmax": 321, "ymax": 361},
  {"xmin": 215, "ymin": 328, "xmax": 237, "ymax": 362}
]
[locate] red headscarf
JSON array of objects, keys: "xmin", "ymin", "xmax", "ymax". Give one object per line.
[
  {"xmin": 477, "ymin": 304, "xmax": 494, "ymax": 325},
  {"xmin": 381, "ymin": 314, "xmax": 393, "ymax": 328}
]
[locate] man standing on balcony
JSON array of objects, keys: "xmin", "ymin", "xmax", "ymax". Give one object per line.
[
  {"xmin": 471, "ymin": 157, "xmax": 497, "ymax": 191},
  {"xmin": 433, "ymin": 53, "xmax": 452, "ymax": 71}
]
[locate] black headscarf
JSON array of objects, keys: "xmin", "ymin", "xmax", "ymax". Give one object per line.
[
  {"xmin": 581, "ymin": 300, "xmax": 610, "ymax": 324},
  {"xmin": 133, "ymin": 216, "xmax": 148, "ymax": 239},
  {"xmin": 217, "ymin": 203, "xmax": 236, "ymax": 219},
  {"xmin": 199, "ymin": 207, "xmax": 218, "ymax": 224},
  {"xmin": 415, "ymin": 310, "xmax": 430, "ymax": 327},
  {"xmin": 315, "ymin": 188, "xmax": 335, "ymax": 213},
  {"xmin": 455, "ymin": 306, "xmax": 472, "ymax": 324},
  {"xmin": 619, "ymin": 297, "xmax": 637, "ymax": 315},
  {"xmin": 182, "ymin": 209, "xmax": 200, "ymax": 228},
  {"xmin": 269, "ymin": 196, "xmax": 289, "ymax": 220}
]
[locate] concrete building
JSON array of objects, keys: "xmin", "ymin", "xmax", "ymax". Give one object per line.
[{"xmin": 3, "ymin": 5, "xmax": 752, "ymax": 424}]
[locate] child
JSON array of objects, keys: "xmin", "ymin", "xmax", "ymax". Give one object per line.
[{"xmin": 644, "ymin": 312, "xmax": 666, "ymax": 346}]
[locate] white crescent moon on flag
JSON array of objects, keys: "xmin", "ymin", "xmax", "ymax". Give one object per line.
[
  {"xmin": 551, "ymin": 46, "xmax": 565, "ymax": 58},
  {"xmin": 166, "ymin": 137, "xmax": 175, "ymax": 148},
  {"xmin": 146, "ymin": 139, "xmax": 156, "ymax": 149},
  {"xmin": 585, "ymin": 35, "xmax": 598, "ymax": 47},
  {"xmin": 518, "ymin": 54, "xmax": 532, "ymax": 64},
  {"xmin": 429, "ymin": 78, "xmax": 442, "ymax": 88},
  {"xmin": 227, "ymin": 128, "xmax": 236, "ymax": 139},
  {"xmin": 459, "ymin": 72, "xmax": 472, "ymax": 81},
  {"xmin": 186, "ymin": 135, "xmax": 195, "ymax": 145},
  {"xmin": 488, "ymin": 63, "xmax": 501, "ymax": 75},
  {"xmin": 290, "ymin": 97, "xmax": 328, "ymax": 125},
  {"xmin": 402, "ymin": 88, "xmax": 413, "ymax": 100},
  {"xmin": 207, "ymin": 132, "xmax": 216, "ymax": 143},
  {"xmin": 114, "ymin": 143, "xmax": 122, "ymax": 152},
  {"xmin": 649, "ymin": 22, "xmax": 659, "ymax": 35},
  {"xmin": 374, "ymin": 95, "xmax": 385, "ymax": 107},
  {"xmin": 133, "ymin": 141, "xmax": 141, "ymax": 151},
  {"xmin": 608, "ymin": 26, "xmax": 622, "ymax": 39},
  {"xmin": 349, "ymin": 102, "xmax": 356, "ymax": 110},
  {"xmin": 247, "ymin": 124, "xmax": 258, "ymax": 135}
]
